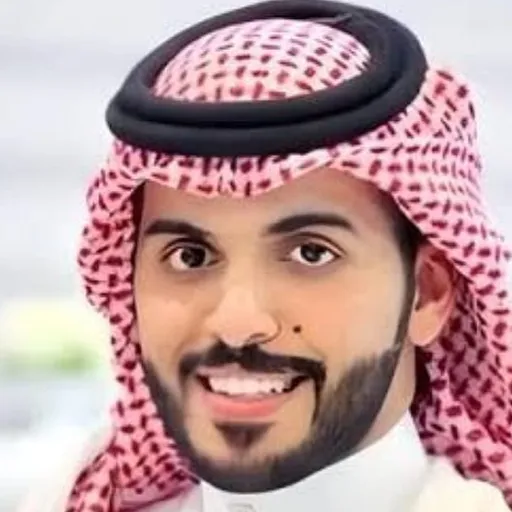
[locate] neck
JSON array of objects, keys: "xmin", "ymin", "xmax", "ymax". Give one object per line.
[{"xmin": 201, "ymin": 412, "xmax": 429, "ymax": 512}]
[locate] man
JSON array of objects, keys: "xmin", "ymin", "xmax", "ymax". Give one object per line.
[{"xmin": 20, "ymin": 1, "xmax": 512, "ymax": 511}]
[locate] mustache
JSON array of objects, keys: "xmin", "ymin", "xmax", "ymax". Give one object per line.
[{"xmin": 179, "ymin": 341, "xmax": 326, "ymax": 385}]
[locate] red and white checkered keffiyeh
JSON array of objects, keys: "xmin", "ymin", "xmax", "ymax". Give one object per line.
[{"xmin": 70, "ymin": 12, "xmax": 511, "ymax": 512}]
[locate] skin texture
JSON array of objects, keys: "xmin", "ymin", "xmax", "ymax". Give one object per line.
[{"xmin": 133, "ymin": 167, "xmax": 455, "ymax": 492}]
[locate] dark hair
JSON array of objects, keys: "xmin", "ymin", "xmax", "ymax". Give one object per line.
[{"xmin": 390, "ymin": 205, "xmax": 424, "ymax": 268}]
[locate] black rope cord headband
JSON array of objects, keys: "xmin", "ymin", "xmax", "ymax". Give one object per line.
[{"xmin": 106, "ymin": 0, "xmax": 428, "ymax": 157}]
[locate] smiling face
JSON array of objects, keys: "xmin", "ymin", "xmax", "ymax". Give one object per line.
[{"xmin": 133, "ymin": 167, "xmax": 453, "ymax": 492}]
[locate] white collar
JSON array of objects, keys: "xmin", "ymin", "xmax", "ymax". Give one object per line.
[{"xmin": 199, "ymin": 412, "xmax": 429, "ymax": 512}]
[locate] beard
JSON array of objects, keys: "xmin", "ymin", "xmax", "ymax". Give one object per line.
[{"xmin": 142, "ymin": 277, "xmax": 416, "ymax": 493}]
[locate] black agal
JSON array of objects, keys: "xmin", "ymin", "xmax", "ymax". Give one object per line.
[{"xmin": 106, "ymin": 0, "xmax": 427, "ymax": 157}]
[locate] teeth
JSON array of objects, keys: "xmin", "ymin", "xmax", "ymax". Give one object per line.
[{"xmin": 207, "ymin": 376, "xmax": 292, "ymax": 396}]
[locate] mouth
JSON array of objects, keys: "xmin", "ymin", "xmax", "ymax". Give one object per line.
[
  {"xmin": 194, "ymin": 367, "xmax": 311, "ymax": 419},
  {"xmin": 197, "ymin": 373, "xmax": 309, "ymax": 395}
]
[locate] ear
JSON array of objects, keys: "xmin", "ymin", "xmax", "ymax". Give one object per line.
[{"xmin": 408, "ymin": 244, "xmax": 456, "ymax": 347}]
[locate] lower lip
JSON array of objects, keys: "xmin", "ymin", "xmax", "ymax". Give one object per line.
[{"xmin": 197, "ymin": 381, "xmax": 304, "ymax": 420}]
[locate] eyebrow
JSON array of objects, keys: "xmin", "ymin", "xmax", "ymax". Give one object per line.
[
  {"xmin": 144, "ymin": 219, "xmax": 212, "ymax": 239},
  {"xmin": 143, "ymin": 212, "xmax": 357, "ymax": 241},
  {"xmin": 265, "ymin": 212, "xmax": 357, "ymax": 236}
]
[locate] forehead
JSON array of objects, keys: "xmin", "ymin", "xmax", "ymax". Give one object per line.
[{"xmin": 140, "ymin": 167, "xmax": 394, "ymax": 235}]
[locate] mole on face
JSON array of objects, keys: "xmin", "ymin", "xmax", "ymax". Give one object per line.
[{"xmin": 293, "ymin": 325, "xmax": 302, "ymax": 334}]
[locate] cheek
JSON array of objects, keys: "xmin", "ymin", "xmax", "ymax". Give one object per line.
[
  {"xmin": 287, "ymin": 271, "xmax": 404, "ymax": 373},
  {"xmin": 134, "ymin": 254, "xmax": 210, "ymax": 368},
  {"xmin": 136, "ymin": 293, "xmax": 191, "ymax": 368},
  {"xmin": 134, "ymin": 268, "xmax": 201, "ymax": 385}
]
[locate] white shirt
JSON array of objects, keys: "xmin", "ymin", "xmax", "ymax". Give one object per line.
[
  {"xmin": 18, "ymin": 412, "xmax": 510, "ymax": 512},
  {"xmin": 144, "ymin": 413, "xmax": 430, "ymax": 512}
]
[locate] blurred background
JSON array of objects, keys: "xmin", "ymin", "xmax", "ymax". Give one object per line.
[{"xmin": 0, "ymin": 0, "xmax": 511, "ymax": 509}]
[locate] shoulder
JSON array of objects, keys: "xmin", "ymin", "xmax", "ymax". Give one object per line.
[
  {"xmin": 16, "ymin": 421, "xmax": 202, "ymax": 512},
  {"xmin": 16, "ymin": 421, "xmax": 113, "ymax": 512},
  {"xmin": 412, "ymin": 457, "xmax": 510, "ymax": 512}
]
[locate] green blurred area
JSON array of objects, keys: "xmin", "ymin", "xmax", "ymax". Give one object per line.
[{"xmin": 0, "ymin": 298, "xmax": 110, "ymax": 376}]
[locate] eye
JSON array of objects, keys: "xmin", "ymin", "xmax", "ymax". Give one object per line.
[
  {"xmin": 164, "ymin": 243, "xmax": 216, "ymax": 271},
  {"xmin": 289, "ymin": 242, "xmax": 338, "ymax": 267}
]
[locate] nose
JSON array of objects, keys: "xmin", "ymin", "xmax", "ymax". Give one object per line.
[{"xmin": 203, "ymin": 283, "xmax": 280, "ymax": 348}]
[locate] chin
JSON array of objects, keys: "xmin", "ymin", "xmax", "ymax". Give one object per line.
[
  {"xmin": 181, "ymin": 421, "xmax": 320, "ymax": 493},
  {"xmin": 188, "ymin": 419, "xmax": 292, "ymax": 458}
]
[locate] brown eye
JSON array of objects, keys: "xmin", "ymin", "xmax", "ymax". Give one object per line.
[
  {"xmin": 289, "ymin": 242, "xmax": 337, "ymax": 267},
  {"xmin": 166, "ymin": 245, "xmax": 214, "ymax": 271}
]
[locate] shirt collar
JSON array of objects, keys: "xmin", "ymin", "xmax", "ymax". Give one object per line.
[{"xmin": 200, "ymin": 412, "xmax": 429, "ymax": 512}]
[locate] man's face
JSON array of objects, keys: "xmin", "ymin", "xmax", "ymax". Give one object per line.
[{"xmin": 134, "ymin": 168, "xmax": 417, "ymax": 491}]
